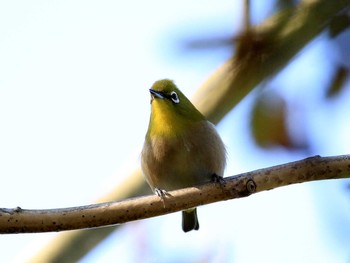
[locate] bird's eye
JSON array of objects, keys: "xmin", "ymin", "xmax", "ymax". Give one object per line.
[{"xmin": 170, "ymin": 91, "xmax": 180, "ymax": 104}]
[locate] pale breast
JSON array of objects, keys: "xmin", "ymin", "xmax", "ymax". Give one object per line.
[{"xmin": 141, "ymin": 120, "xmax": 226, "ymax": 191}]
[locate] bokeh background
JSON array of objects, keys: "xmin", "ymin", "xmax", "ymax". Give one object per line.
[{"xmin": 1, "ymin": 0, "xmax": 350, "ymax": 262}]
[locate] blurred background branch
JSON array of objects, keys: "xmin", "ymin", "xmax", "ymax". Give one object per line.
[{"xmin": 192, "ymin": 0, "xmax": 349, "ymax": 124}]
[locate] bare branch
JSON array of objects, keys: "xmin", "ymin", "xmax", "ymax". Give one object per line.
[
  {"xmin": 1, "ymin": 155, "xmax": 349, "ymax": 234},
  {"xmin": 243, "ymin": 0, "xmax": 251, "ymax": 31}
]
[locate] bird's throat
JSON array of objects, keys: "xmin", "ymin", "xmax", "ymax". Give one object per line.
[{"xmin": 149, "ymin": 101, "xmax": 186, "ymax": 138}]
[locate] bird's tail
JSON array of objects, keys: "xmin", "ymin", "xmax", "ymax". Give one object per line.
[{"xmin": 182, "ymin": 208, "xmax": 199, "ymax": 232}]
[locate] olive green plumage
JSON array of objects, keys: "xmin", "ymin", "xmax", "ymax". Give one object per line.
[{"xmin": 141, "ymin": 79, "xmax": 226, "ymax": 232}]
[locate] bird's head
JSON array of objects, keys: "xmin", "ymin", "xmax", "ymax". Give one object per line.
[{"xmin": 147, "ymin": 79, "xmax": 205, "ymax": 137}]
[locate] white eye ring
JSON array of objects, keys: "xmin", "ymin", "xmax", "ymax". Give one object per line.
[{"xmin": 170, "ymin": 91, "xmax": 180, "ymax": 104}]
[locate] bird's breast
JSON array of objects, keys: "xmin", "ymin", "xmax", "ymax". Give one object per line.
[{"xmin": 141, "ymin": 121, "xmax": 226, "ymax": 191}]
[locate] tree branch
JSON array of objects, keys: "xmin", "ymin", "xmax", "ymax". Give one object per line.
[
  {"xmin": 192, "ymin": 0, "xmax": 350, "ymax": 124},
  {"xmin": 1, "ymin": 155, "xmax": 349, "ymax": 234}
]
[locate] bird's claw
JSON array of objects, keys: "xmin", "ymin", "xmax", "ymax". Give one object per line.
[
  {"xmin": 212, "ymin": 173, "xmax": 225, "ymax": 185},
  {"xmin": 155, "ymin": 188, "xmax": 167, "ymax": 200}
]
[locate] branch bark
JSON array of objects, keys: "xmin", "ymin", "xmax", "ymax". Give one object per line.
[{"xmin": 1, "ymin": 155, "xmax": 349, "ymax": 234}]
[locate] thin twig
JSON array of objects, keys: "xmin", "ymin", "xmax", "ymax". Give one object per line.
[{"xmin": 243, "ymin": 0, "xmax": 251, "ymax": 31}]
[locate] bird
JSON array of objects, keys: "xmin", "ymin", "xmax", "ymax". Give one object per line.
[{"xmin": 141, "ymin": 79, "xmax": 226, "ymax": 232}]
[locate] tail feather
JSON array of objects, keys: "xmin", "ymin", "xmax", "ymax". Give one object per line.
[{"xmin": 182, "ymin": 208, "xmax": 199, "ymax": 232}]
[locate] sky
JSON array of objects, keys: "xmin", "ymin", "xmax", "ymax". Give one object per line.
[{"xmin": 0, "ymin": 1, "xmax": 350, "ymax": 263}]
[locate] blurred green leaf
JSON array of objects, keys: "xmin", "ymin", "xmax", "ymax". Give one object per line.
[
  {"xmin": 251, "ymin": 92, "xmax": 291, "ymax": 148},
  {"xmin": 325, "ymin": 65, "xmax": 349, "ymax": 98}
]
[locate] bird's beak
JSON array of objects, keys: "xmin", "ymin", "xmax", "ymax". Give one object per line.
[{"xmin": 149, "ymin": 89, "xmax": 165, "ymax": 100}]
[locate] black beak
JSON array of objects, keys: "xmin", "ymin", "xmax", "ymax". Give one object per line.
[{"xmin": 149, "ymin": 89, "xmax": 165, "ymax": 99}]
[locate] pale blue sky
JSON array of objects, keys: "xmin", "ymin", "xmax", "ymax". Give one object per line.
[{"xmin": 1, "ymin": 1, "xmax": 350, "ymax": 263}]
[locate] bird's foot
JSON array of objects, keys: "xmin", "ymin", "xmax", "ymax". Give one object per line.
[
  {"xmin": 212, "ymin": 173, "xmax": 225, "ymax": 186},
  {"xmin": 154, "ymin": 188, "xmax": 170, "ymax": 208},
  {"xmin": 154, "ymin": 188, "xmax": 168, "ymax": 200}
]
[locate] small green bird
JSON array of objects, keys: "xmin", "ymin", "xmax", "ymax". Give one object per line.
[{"xmin": 141, "ymin": 79, "xmax": 226, "ymax": 232}]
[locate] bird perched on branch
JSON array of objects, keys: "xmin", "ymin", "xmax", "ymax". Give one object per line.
[{"xmin": 141, "ymin": 79, "xmax": 226, "ymax": 232}]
